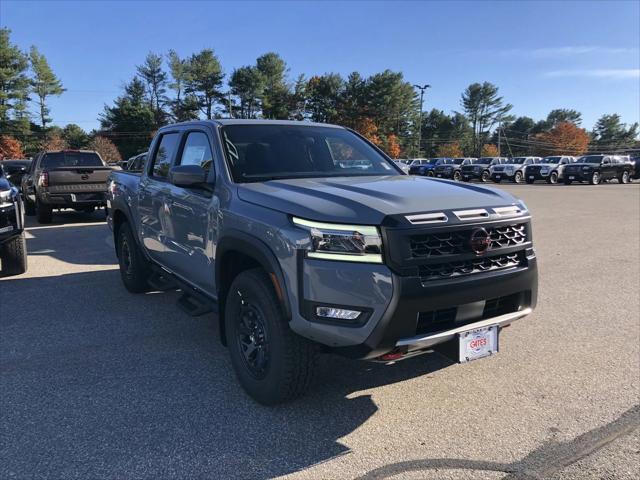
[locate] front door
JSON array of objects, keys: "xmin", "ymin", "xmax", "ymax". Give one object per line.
[
  {"xmin": 139, "ymin": 132, "xmax": 181, "ymax": 264},
  {"xmin": 162, "ymin": 130, "xmax": 219, "ymax": 294}
]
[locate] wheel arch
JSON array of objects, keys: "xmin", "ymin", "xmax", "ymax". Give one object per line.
[{"xmin": 216, "ymin": 231, "xmax": 292, "ymax": 345}]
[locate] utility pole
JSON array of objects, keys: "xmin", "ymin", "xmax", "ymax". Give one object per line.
[
  {"xmin": 498, "ymin": 122, "xmax": 501, "ymax": 156},
  {"xmin": 413, "ymin": 84, "xmax": 431, "ymax": 157}
]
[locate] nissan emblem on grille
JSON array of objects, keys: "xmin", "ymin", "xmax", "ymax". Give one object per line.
[{"xmin": 469, "ymin": 228, "xmax": 491, "ymax": 255}]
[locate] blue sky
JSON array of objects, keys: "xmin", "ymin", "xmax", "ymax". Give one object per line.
[{"xmin": 2, "ymin": 0, "xmax": 639, "ymax": 132}]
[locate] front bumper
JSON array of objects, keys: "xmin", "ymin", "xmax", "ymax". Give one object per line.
[
  {"xmin": 296, "ymin": 252, "xmax": 538, "ymax": 360},
  {"xmin": 461, "ymin": 170, "xmax": 483, "ymax": 180},
  {"xmin": 491, "ymin": 172, "xmax": 514, "ymax": 181},
  {"xmin": 435, "ymin": 170, "xmax": 455, "ymax": 179}
]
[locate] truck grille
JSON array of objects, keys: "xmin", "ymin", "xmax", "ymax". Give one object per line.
[
  {"xmin": 527, "ymin": 165, "xmax": 543, "ymax": 174},
  {"xmin": 410, "ymin": 223, "xmax": 527, "ymax": 258},
  {"xmin": 418, "ymin": 252, "xmax": 524, "ymax": 281}
]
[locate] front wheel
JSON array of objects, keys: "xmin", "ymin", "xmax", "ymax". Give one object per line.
[
  {"xmin": 225, "ymin": 269, "xmax": 317, "ymax": 405},
  {"xmin": 427, "ymin": 171, "xmax": 434, "ymax": 177},
  {"xmin": 548, "ymin": 172, "xmax": 559, "ymax": 184},
  {"xmin": 0, "ymin": 232, "xmax": 27, "ymax": 277},
  {"xmin": 589, "ymin": 171, "xmax": 601, "ymax": 185},
  {"xmin": 481, "ymin": 170, "xmax": 490, "ymax": 183},
  {"xmin": 453, "ymin": 171, "xmax": 461, "ymax": 181},
  {"xmin": 116, "ymin": 222, "xmax": 151, "ymax": 293},
  {"xmin": 514, "ymin": 171, "xmax": 523, "ymax": 184}
]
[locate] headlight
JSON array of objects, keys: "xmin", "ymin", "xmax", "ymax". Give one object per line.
[
  {"xmin": 0, "ymin": 188, "xmax": 17, "ymax": 206},
  {"xmin": 505, "ymin": 166, "xmax": 514, "ymax": 173},
  {"xmin": 540, "ymin": 166, "xmax": 549, "ymax": 172},
  {"xmin": 582, "ymin": 166, "xmax": 592, "ymax": 170},
  {"xmin": 292, "ymin": 217, "xmax": 383, "ymax": 263}
]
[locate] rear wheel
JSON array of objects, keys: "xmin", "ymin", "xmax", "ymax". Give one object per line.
[
  {"xmin": 0, "ymin": 232, "xmax": 27, "ymax": 277},
  {"xmin": 36, "ymin": 200, "xmax": 52, "ymax": 224},
  {"xmin": 225, "ymin": 268, "xmax": 317, "ymax": 405},
  {"xmin": 619, "ymin": 171, "xmax": 630, "ymax": 184},
  {"xmin": 547, "ymin": 172, "xmax": 559, "ymax": 184},
  {"xmin": 453, "ymin": 171, "xmax": 461, "ymax": 181},
  {"xmin": 589, "ymin": 171, "xmax": 601, "ymax": 185},
  {"xmin": 481, "ymin": 170, "xmax": 490, "ymax": 183},
  {"xmin": 116, "ymin": 222, "xmax": 151, "ymax": 293},
  {"xmin": 514, "ymin": 171, "xmax": 523, "ymax": 183},
  {"xmin": 24, "ymin": 197, "xmax": 35, "ymax": 216}
]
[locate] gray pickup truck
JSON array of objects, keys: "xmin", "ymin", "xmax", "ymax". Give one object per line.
[
  {"xmin": 22, "ymin": 150, "xmax": 112, "ymax": 223},
  {"xmin": 108, "ymin": 120, "xmax": 538, "ymax": 404}
]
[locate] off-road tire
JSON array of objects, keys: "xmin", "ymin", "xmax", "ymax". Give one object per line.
[
  {"xmin": 0, "ymin": 232, "xmax": 27, "ymax": 277},
  {"xmin": 427, "ymin": 171, "xmax": 434, "ymax": 177},
  {"xmin": 453, "ymin": 171, "xmax": 462, "ymax": 181},
  {"xmin": 225, "ymin": 268, "xmax": 317, "ymax": 405},
  {"xmin": 481, "ymin": 170, "xmax": 490, "ymax": 182},
  {"xmin": 36, "ymin": 200, "xmax": 52, "ymax": 224},
  {"xmin": 589, "ymin": 171, "xmax": 601, "ymax": 185},
  {"xmin": 116, "ymin": 222, "xmax": 151, "ymax": 293},
  {"xmin": 547, "ymin": 172, "xmax": 559, "ymax": 184}
]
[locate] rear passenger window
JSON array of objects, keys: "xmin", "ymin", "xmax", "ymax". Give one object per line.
[
  {"xmin": 178, "ymin": 132, "xmax": 213, "ymax": 174},
  {"xmin": 151, "ymin": 133, "xmax": 180, "ymax": 179}
]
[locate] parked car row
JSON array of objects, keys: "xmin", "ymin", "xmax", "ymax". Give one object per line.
[{"xmin": 404, "ymin": 155, "xmax": 638, "ymax": 186}]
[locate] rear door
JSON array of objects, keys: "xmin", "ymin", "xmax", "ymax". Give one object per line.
[
  {"xmin": 138, "ymin": 131, "xmax": 181, "ymax": 264},
  {"xmin": 162, "ymin": 130, "xmax": 218, "ymax": 293}
]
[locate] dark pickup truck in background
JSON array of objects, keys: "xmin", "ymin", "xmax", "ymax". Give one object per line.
[
  {"xmin": 563, "ymin": 154, "xmax": 634, "ymax": 185},
  {"xmin": 22, "ymin": 150, "xmax": 112, "ymax": 223},
  {"xmin": 108, "ymin": 119, "xmax": 538, "ymax": 404},
  {"xmin": 0, "ymin": 160, "xmax": 32, "ymax": 190}
]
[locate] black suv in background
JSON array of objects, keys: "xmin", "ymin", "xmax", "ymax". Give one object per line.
[
  {"xmin": 0, "ymin": 170, "xmax": 27, "ymax": 277},
  {"xmin": 563, "ymin": 155, "xmax": 633, "ymax": 185},
  {"xmin": 461, "ymin": 157, "xmax": 508, "ymax": 182},
  {"xmin": 434, "ymin": 158, "xmax": 476, "ymax": 181}
]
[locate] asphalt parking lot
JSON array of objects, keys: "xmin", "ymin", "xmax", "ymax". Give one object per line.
[{"xmin": 1, "ymin": 183, "xmax": 639, "ymax": 479}]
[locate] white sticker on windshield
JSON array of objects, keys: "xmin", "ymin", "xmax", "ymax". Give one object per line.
[{"xmin": 382, "ymin": 163, "xmax": 391, "ymax": 170}]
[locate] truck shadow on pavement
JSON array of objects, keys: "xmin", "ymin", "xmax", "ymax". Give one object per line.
[
  {"xmin": 24, "ymin": 220, "xmax": 114, "ymax": 266},
  {"xmin": 1, "ymin": 269, "xmax": 454, "ymax": 479}
]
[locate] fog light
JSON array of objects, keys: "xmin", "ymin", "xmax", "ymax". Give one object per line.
[{"xmin": 316, "ymin": 307, "xmax": 361, "ymax": 320}]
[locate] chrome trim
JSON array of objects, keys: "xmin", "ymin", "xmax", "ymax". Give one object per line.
[
  {"xmin": 493, "ymin": 206, "xmax": 522, "ymax": 217},
  {"xmin": 405, "ymin": 212, "xmax": 448, "ymax": 224},
  {"xmin": 395, "ymin": 307, "xmax": 532, "ymax": 349},
  {"xmin": 453, "ymin": 208, "xmax": 489, "ymax": 221}
]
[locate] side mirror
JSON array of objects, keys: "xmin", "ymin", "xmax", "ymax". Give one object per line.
[{"xmin": 168, "ymin": 165, "xmax": 209, "ymax": 188}]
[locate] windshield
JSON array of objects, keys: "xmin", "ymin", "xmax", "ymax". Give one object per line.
[
  {"xmin": 453, "ymin": 159, "xmax": 466, "ymax": 165},
  {"xmin": 221, "ymin": 124, "xmax": 400, "ymax": 183},
  {"xmin": 41, "ymin": 152, "xmax": 103, "ymax": 169},
  {"xmin": 578, "ymin": 155, "xmax": 604, "ymax": 164},
  {"xmin": 510, "ymin": 158, "xmax": 527, "ymax": 164},
  {"xmin": 542, "ymin": 157, "xmax": 561, "ymax": 164},
  {"xmin": 477, "ymin": 158, "xmax": 494, "ymax": 164}
]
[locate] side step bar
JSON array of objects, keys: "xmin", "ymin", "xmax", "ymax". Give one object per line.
[{"xmin": 148, "ymin": 264, "xmax": 218, "ymax": 317}]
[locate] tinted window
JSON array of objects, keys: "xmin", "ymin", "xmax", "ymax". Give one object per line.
[
  {"xmin": 221, "ymin": 125, "xmax": 398, "ymax": 183},
  {"xmin": 151, "ymin": 133, "xmax": 180, "ymax": 179},
  {"xmin": 178, "ymin": 132, "xmax": 214, "ymax": 174},
  {"xmin": 41, "ymin": 152, "xmax": 103, "ymax": 169}
]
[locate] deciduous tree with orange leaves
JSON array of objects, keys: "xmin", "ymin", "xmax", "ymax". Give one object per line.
[
  {"xmin": 385, "ymin": 134, "xmax": 401, "ymax": 158},
  {"xmin": 40, "ymin": 132, "xmax": 67, "ymax": 152},
  {"xmin": 0, "ymin": 135, "xmax": 24, "ymax": 159},
  {"xmin": 89, "ymin": 136, "xmax": 122, "ymax": 164},
  {"xmin": 481, "ymin": 144, "xmax": 499, "ymax": 156},
  {"xmin": 534, "ymin": 121, "xmax": 590, "ymax": 156},
  {"xmin": 436, "ymin": 142, "xmax": 463, "ymax": 158}
]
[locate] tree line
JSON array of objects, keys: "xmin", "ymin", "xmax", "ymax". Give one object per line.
[{"xmin": 1, "ymin": 27, "xmax": 638, "ymax": 162}]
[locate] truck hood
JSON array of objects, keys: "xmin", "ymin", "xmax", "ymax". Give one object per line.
[{"xmin": 237, "ymin": 175, "xmax": 519, "ymax": 224}]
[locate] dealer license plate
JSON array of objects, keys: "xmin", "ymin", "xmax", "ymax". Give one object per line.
[
  {"xmin": 495, "ymin": 175, "xmax": 501, "ymax": 180},
  {"xmin": 459, "ymin": 325, "xmax": 498, "ymax": 363},
  {"xmin": 529, "ymin": 175, "xmax": 535, "ymax": 180},
  {"xmin": 569, "ymin": 176, "xmax": 575, "ymax": 180}
]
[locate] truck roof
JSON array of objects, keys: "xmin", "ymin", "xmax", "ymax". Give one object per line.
[{"xmin": 162, "ymin": 119, "xmax": 345, "ymax": 130}]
